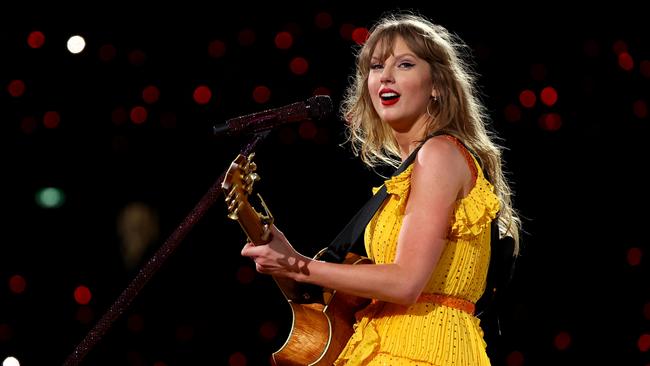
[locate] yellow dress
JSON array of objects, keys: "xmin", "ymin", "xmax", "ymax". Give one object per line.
[{"xmin": 334, "ymin": 148, "xmax": 500, "ymax": 366}]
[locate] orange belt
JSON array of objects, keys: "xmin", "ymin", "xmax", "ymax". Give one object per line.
[{"xmin": 417, "ymin": 293, "xmax": 475, "ymax": 314}]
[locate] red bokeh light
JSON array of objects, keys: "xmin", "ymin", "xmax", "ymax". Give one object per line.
[
  {"xmin": 252, "ymin": 86, "xmax": 271, "ymax": 104},
  {"xmin": 193, "ymin": 85, "xmax": 212, "ymax": 105},
  {"xmin": 627, "ymin": 247, "xmax": 642, "ymax": 266},
  {"xmin": 27, "ymin": 31, "xmax": 45, "ymax": 49},
  {"xmin": 638, "ymin": 334, "xmax": 650, "ymax": 352},
  {"xmin": 208, "ymin": 40, "xmax": 226, "ymax": 58},
  {"xmin": 142, "ymin": 85, "xmax": 160, "ymax": 104},
  {"xmin": 43, "ymin": 111, "xmax": 61, "ymax": 129},
  {"xmin": 8, "ymin": 79, "xmax": 26, "ymax": 97},
  {"xmin": 74, "ymin": 285, "xmax": 92, "ymax": 305},
  {"xmin": 540, "ymin": 86, "xmax": 558, "ymax": 106},
  {"xmin": 618, "ymin": 52, "xmax": 634, "ymax": 71},
  {"xmin": 275, "ymin": 31, "xmax": 293, "ymax": 49},
  {"xmin": 539, "ymin": 113, "xmax": 562, "ymax": 131},
  {"xmin": 519, "ymin": 89, "xmax": 536, "ymax": 108},
  {"xmin": 9, "ymin": 274, "xmax": 26, "ymax": 294},
  {"xmin": 554, "ymin": 331, "xmax": 571, "ymax": 350},
  {"xmin": 352, "ymin": 27, "xmax": 369, "ymax": 45},
  {"xmin": 7, "ymin": 80, "xmax": 25, "ymax": 97},
  {"xmin": 290, "ymin": 57, "xmax": 309, "ymax": 75},
  {"xmin": 130, "ymin": 106, "xmax": 148, "ymax": 124}
]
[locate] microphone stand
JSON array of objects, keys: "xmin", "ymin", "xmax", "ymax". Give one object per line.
[{"xmin": 62, "ymin": 131, "xmax": 270, "ymax": 366}]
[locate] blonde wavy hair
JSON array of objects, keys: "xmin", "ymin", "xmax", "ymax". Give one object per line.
[{"xmin": 341, "ymin": 13, "xmax": 521, "ymax": 252}]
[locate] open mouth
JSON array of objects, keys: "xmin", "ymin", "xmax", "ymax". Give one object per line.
[{"xmin": 380, "ymin": 90, "xmax": 400, "ymax": 105}]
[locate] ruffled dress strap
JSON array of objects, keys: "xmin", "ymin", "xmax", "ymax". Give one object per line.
[
  {"xmin": 371, "ymin": 164, "xmax": 414, "ymax": 198},
  {"xmin": 450, "ymin": 176, "xmax": 500, "ymax": 239},
  {"xmin": 446, "ymin": 142, "xmax": 500, "ymax": 239},
  {"xmin": 384, "ymin": 164, "xmax": 414, "ymax": 197}
]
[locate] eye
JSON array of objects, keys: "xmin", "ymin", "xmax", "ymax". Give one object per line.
[
  {"xmin": 370, "ymin": 63, "xmax": 384, "ymax": 70},
  {"xmin": 398, "ymin": 62, "xmax": 415, "ymax": 68}
]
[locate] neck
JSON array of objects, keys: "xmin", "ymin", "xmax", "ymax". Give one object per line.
[{"xmin": 394, "ymin": 118, "xmax": 429, "ymax": 161}]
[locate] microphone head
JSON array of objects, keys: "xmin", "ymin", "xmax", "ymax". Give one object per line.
[{"xmin": 306, "ymin": 95, "xmax": 333, "ymax": 121}]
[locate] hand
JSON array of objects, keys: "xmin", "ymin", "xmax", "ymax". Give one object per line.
[{"xmin": 240, "ymin": 225, "xmax": 311, "ymax": 279}]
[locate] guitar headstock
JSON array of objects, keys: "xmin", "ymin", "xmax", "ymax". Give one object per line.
[
  {"xmin": 223, "ymin": 154, "xmax": 258, "ymax": 219},
  {"xmin": 222, "ymin": 153, "xmax": 273, "ymax": 243}
]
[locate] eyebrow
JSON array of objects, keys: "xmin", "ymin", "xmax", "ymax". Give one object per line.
[{"xmin": 370, "ymin": 52, "xmax": 418, "ymax": 61}]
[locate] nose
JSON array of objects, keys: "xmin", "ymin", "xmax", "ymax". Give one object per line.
[{"xmin": 380, "ymin": 66, "xmax": 394, "ymax": 84}]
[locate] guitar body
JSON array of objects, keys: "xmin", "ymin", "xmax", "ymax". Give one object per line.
[
  {"xmin": 222, "ymin": 154, "xmax": 372, "ymax": 365},
  {"xmin": 272, "ymin": 254, "xmax": 371, "ymax": 366}
]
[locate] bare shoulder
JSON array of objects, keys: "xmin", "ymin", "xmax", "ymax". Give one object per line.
[
  {"xmin": 415, "ymin": 136, "xmax": 467, "ymax": 173},
  {"xmin": 411, "ymin": 136, "xmax": 470, "ymax": 191}
]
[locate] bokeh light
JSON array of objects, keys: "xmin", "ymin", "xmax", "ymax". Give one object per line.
[
  {"xmin": 74, "ymin": 285, "xmax": 92, "ymax": 305},
  {"xmin": 27, "ymin": 31, "xmax": 45, "ymax": 48},
  {"xmin": 252, "ymin": 86, "xmax": 271, "ymax": 104},
  {"xmin": 8, "ymin": 275, "xmax": 26, "ymax": 294},
  {"xmin": 35, "ymin": 187, "xmax": 65, "ymax": 209},
  {"xmin": 66, "ymin": 35, "xmax": 86, "ymax": 54}
]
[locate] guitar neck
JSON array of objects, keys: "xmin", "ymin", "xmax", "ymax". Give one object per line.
[
  {"xmin": 236, "ymin": 201, "xmax": 317, "ymax": 302},
  {"xmin": 223, "ymin": 153, "xmax": 323, "ymax": 304},
  {"xmin": 235, "ymin": 200, "xmax": 271, "ymax": 246}
]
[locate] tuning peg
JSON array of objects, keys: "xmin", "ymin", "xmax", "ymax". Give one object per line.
[
  {"xmin": 228, "ymin": 200, "xmax": 239, "ymax": 212},
  {"xmin": 244, "ymin": 172, "xmax": 259, "ymax": 185},
  {"xmin": 227, "ymin": 207, "xmax": 239, "ymax": 220},
  {"xmin": 244, "ymin": 173, "xmax": 259, "ymax": 194},
  {"xmin": 225, "ymin": 186, "xmax": 238, "ymax": 203}
]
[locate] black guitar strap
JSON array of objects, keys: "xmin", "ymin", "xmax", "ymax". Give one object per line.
[{"xmin": 318, "ymin": 131, "xmax": 447, "ymax": 263}]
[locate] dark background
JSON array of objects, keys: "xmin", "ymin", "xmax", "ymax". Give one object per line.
[{"xmin": 1, "ymin": 2, "xmax": 649, "ymax": 365}]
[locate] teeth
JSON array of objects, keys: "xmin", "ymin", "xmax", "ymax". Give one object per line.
[{"xmin": 380, "ymin": 92, "xmax": 398, "ymax": 97}]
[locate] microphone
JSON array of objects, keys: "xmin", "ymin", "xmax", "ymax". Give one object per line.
[{"xmin": 213, "ymin": 95, "xmax": 333, "ymax": 136}]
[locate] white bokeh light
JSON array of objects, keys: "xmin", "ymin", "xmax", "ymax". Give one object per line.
[
  {"xmin": 3, "ymin": 356, "xmax": 20, "ymax": 366},
  {"xmin": 67, "ymin": 35, "xmax": 86, "ymax": 54}
]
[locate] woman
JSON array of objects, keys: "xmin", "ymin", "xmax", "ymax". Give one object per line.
[{"xmin": 241, "ymin": 12, "xmax": 521, "ymax": 365}]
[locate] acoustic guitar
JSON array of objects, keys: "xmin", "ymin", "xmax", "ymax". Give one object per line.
[{"xmin": 222, "ymin": 153, "xmax": 371, "ymax": 366}]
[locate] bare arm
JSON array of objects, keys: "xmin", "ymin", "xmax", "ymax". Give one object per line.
[{"xmin": 242, "ymin": 138, "xmax": 471, "ymax": 305}]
